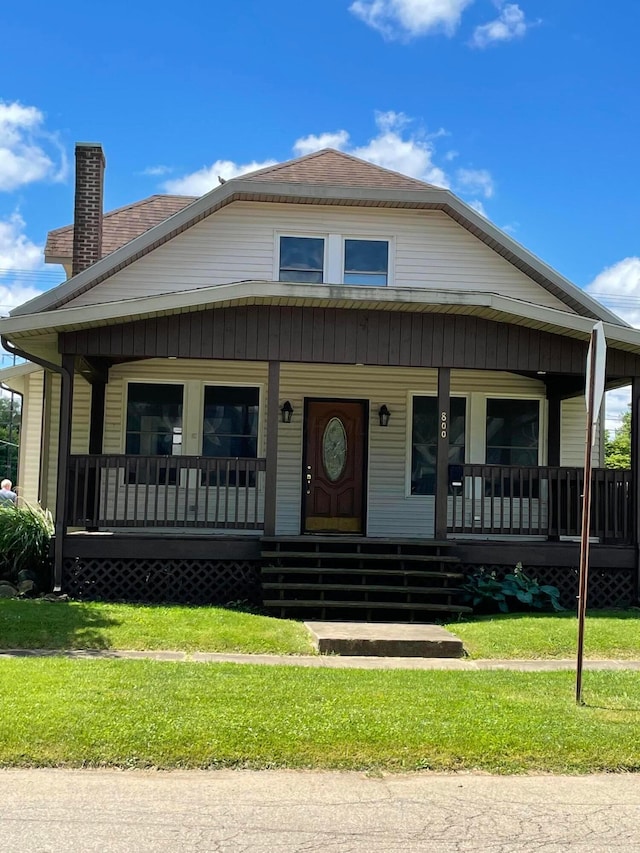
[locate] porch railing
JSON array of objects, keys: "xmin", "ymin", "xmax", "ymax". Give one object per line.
[
  {"xmin": 448, "ymin": 465, "xmax": 632, "ymax": 543},
  {"xmin": 67, "ymin": 455, "xmax": 266, "ymax": 530}
]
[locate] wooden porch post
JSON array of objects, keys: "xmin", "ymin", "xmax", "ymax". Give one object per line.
[
  {"xmin": 264, "ymin": 361, "xmax": 280, "ymax": 537},
  {"xmin": 53, "ymin": 354, "xmax": 75, "ymax": 591},
  {"xmin": 631, "ymin": 379, "xmax": 640, "ymax": 600},
  {"xmin": 547, "ymin": 394, "xmax": 561, "ymax": 467},
  {"xmin": 435, "ymin": 367, "xmax": 451, "ymax": 541},
  {"xmin": 88, "ymin": 380, "xmax": 106, "ymax": 454}
]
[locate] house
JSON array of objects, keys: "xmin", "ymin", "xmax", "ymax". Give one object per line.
[{"xmin": 1, "ymin": 142, "xmax": 638, "ymax": 617}]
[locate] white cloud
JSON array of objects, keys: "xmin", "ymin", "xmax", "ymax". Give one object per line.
[
  {"xmin": 352, "ymin": 115, "xmax": 450, "ymax": 186},
  {"xmin": 585, "ymin": 257, "xmax": 640, "ymax": 433},
  {"xmin": 605, "ymin": 386, "xmax": 631, "ymax": 434},
  {"xmin": 585, "ymin": 257, "xmax": 640, "ymax": 327},
  {"xmin": 0, "ymin": 212, "xmax": 47, "ymax": 314},
  {"xmin": 140, "ymin": 165, "xmax": 172, "ymax": 177},
  {"xmin": 471, "ymin": 3, "xmax": 529, "ymax": 48},
  {"xmin": 293, "ymin": 131, "xmax": 350, "ymax": 156},
  {"xmin": 0, "ymin": 282, "xmax": 44, "ymax": 315},
  {"xmin": 163, "ymin": 158, "xmax": 278, "ymax": 195},
  {"xmin": 456, "ymin": 167, "xmax": 494, "ymax": 198},
  {"xmin": 467, "ymin": 199, "xmax": 487, "ymax": 217},
  {"xmin": 0, "ymin": 100, "xmax": 67, "ymax": 191},
  {"xmin": 350, "ymin": 0, "xmax": 474, "ymax": 41},
  {"xmin": 0, "ymin": 212, "xmax": 42, "ymax": 272}
]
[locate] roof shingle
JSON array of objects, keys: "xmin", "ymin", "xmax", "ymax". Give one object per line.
[
  {"xmin": 240, "ymin": 148, "xmax": 434, "ymax": 190},
  {"xmin": 45, "ymin": 194, "xmax": 196, "ymax": 261}
]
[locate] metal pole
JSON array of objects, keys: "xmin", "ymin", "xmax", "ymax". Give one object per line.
[{"xmin": 576, "ymin": 327, "xmax": 597, "ymax": 705}]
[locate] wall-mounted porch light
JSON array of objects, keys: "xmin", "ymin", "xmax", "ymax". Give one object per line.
[
  {"xmin": 378, "ymin": 404, "xmax": 391, "ymax": 427},
  {"xmin": 281, "ymin": 401, "xmax": 294, "ymax": 423}
]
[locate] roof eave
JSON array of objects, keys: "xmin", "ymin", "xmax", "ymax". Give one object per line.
[{"xmin": 2, "ymin": 281, "xmax": 639, "ymax": 356}]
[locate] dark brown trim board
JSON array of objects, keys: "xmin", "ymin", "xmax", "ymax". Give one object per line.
[{"xmin": 60, "ymin": 307, "xmax": 640, "ymax": 377}]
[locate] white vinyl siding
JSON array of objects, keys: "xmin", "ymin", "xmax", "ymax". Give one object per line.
[
  {"xmin": 17, "ymin": 371, "xmax": 44, "ymax": 506},
  {"xmin": 65, "ymin": 202, "xmax": 573, "ymax": 312},
  {"xmin": 561, "ymin": 396, "xmax": 602, "ymax": 467}
]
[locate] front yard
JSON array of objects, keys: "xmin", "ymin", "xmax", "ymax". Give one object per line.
[{"xmin": 1, "ymin": 659, "xmax": 638, "ymax": 772}]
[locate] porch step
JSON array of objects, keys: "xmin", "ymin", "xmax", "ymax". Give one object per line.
[
  {"xmin": 260, "ymin": 536, "xmax": 468, "ymax": 622},
  {"xmin": 261, "ymin": 550, "xmax": 461, "ymax": 563},
  {"xmin": 262, "ymin": 566, "xmax": 464, "ymax": 580},
  {"xmin": 263, "ymin": 582, "xmax": 465, "ymax": 595},
  {"xmin": 264, "ymin": 600, "xmax": 472, "ymax": 615}
]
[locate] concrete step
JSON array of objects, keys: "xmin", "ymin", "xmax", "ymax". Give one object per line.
[{"xmin": 305, "ymin": 621, "xmax": 465, "ymax": 658}]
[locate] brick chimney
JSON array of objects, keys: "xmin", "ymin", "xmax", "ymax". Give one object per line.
[{"xmin": 72, "ymin": 143, "xmax": 106, "ymax": 277}]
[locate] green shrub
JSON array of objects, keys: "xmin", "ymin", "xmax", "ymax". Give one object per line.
[
  {"xmin": 462, "ymin": 563, "xmax": 564, "ymax": 614},
  {"xmin": 0, "ymin": 502, "xmax": 54, "ymax": 594}
]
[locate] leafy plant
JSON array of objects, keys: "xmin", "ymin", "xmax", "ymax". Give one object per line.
[
  {"xmin": 0, "ymin": 502, "xmax": 54, "ymax": 594},
  {"xmin": 462, "ymin": 563, "xmax": 564, "ymax": 613}
]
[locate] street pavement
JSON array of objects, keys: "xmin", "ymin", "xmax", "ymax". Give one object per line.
[{"xmin": 1, "ymin": 768, "xmax": 639, "ymax": 852}]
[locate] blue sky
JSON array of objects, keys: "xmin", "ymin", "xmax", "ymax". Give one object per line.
[{"xmin": 1, "ymin": 0, "xmax": 639, "ymax": 423}]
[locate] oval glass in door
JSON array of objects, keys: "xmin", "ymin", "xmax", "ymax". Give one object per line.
[{"xmin": 322, "ymin": 417, "xmax": 347, "ymax": 482}]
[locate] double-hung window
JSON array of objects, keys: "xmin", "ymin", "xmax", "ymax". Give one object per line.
[
  {"xmin": 201, "ymin": 386, "xmax": 259, "ymax": 485},
  {"xmin": 279, "ymin": 236, "xmax": 324, "ymax": 283},
  {"xmin": 125, "ymin": 382, "xmax": 183, "ymax": 484},
  {"xmin": 411, "ymin": 396, "xmax": 466, "ymax": 495},
  {"xmin": 343, "ymin": 239, "xmax": 389, "ymax": 286}
]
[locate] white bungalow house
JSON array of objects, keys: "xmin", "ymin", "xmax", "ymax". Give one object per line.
[{"xmin": 0, "ymin": 143, "xmax": 638, "ymax": 618}]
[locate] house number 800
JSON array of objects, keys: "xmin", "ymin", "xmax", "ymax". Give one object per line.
[{"xmin": 441, "ymin": 411, "xmax": 447, "ymax": 439}]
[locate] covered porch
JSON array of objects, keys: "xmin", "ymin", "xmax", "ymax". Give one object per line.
[{"xmin": 4, "ymin": 292, "xmax": 640, "ymax": 609}]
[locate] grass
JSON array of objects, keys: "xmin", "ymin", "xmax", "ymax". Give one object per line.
[
  {"xmin": 0, "ymin": 599, "xmax": 315, "ymax": 655},
  {"xmin": 445, "ymin": 610, "xmax": 640, "ymax": 660},
  {"xmin": 0, "ymin": 659, "xmax": 639, "ymax": 773}
]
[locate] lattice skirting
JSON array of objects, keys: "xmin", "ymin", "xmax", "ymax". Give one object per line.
[
  {"xmin": 62, "ymin": 557, "xmax": 262, "ymax": 605},
  {"xmin": 460, "ymin": 564, "xmax": 636, "ymax": 609}
]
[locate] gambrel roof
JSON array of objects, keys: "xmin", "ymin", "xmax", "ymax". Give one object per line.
[{"xmin": 13, "ymin": 149, "xmax": 626, "ymax": 326}]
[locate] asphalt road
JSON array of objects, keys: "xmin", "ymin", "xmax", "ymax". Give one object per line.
[{"xmin": 1, "ymin": 769, "xmax": 639, "ymax": 852}]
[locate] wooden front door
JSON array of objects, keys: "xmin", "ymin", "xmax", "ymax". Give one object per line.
[{"xmin": 303, "ymin": 400, "xmax": 366, "ymax": 534}]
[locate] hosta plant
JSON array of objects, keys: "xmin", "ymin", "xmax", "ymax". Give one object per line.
[{"xmin": 463, "ymin": 563, "xmax": 564, "ymax": 614}]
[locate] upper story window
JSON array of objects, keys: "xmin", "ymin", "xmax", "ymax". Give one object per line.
[
  {"xmin": 279, "ymin": 236, "xmax": 324, "ymax": 283},
  {"xmin": 343, "ymin": 239, "xmax": 389, "ymax": 286}
]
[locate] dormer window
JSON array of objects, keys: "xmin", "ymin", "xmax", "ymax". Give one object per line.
[
  {"xmin": 343, "ymin": 239, "xmax": 389, "ymax": 286},
  {"xmin": 279, "ymin": 236, "xmax": 324, "ymax": 283}
]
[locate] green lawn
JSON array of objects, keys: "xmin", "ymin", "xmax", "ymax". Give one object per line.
[
  {"xmin": 445, "ymin": 610, "xmax": 640, "ymax": 660},
  {"xmin": 0, "ymin": 659, "xmax": 638, "ymax": 773},
  {"xmin": 0, "ymin": 599, "xmax": 315, "ymax": 655}
]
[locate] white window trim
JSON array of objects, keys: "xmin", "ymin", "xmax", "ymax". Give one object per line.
[
  {"xmin": 273, "ymin": 232, "xmax": 328, "ymax": 283},
  {"xmin": 341, "ymin": 235, "xmax": 394, "ymax": 288},
  {"xmin": 405, "ymin": 391, "xmax": 470, "ymax": 498},
  {"xmin": 273, "ymin": 232, "xmax": 395, "ymax": 287}
]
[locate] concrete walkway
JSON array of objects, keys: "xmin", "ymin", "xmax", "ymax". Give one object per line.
[{"xmin": 2, "ymin": 648, "xmax": 640, "ymax": 670}]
